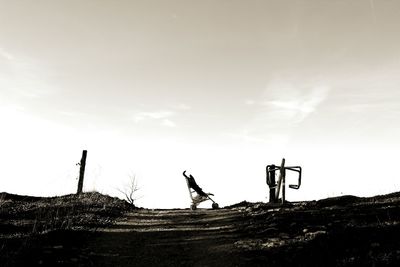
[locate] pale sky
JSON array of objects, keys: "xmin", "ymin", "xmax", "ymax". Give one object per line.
[{"xmin": 1, "ymin": 0, "xmax": 400, "ymax": 208}]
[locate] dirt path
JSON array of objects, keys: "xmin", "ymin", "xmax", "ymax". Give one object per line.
[
  {"xmin": 87, "ymin": 208, "xmax": 247, "ymax": 266},
  {"xmin": 15, "ymin": 208, "xmax": 250, "ymax": 266}
]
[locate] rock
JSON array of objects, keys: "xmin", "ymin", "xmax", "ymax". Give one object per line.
[
  {"xmin": 305, "ymin": 230, "xmax": 327, "ymax": 240},
  {"xmin": 279, "ymin": 233, "xmax": 290, "ymax": 239},
  {"xmin": 262, "ymin": 238, "xmax": 286, "ymax": 248}
]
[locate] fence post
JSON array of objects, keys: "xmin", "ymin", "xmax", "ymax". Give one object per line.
[
  {"xmin": 77, "ymin": 150, "xmax": 87, "ymax": 194},
  {"xmin": 275, "ymin": 158, "xmax": 285, "ymax": 203},
  {"xmin": 281, "ymin": 159, "xmax": 286, "ymax": 205},
  {"xmin": 269, "ymin": 165, "xmax": 276, "ymax": 203}
]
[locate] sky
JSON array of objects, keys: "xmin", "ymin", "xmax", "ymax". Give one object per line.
[{"xmin": 1, "ymin": 0, "xmax": 400, "ymax": 208}]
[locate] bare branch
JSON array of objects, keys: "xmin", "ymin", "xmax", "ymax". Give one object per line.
[{"xmin": 118, "ymin": 173, "xmax": 141, "ymax": 206}]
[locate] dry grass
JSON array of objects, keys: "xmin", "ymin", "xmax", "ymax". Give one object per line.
[
  {"xmin": 0, "ymin": 192, "xmax": 133, "ymax": 237},
  {"xmin": 0, "ymin": 191, "xmax": 134, "ymax": 266}
]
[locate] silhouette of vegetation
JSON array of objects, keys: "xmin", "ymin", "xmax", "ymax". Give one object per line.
[
  {"xmin": 0, "ymin": 192, "xmax": 133, "ymax": 266},
  {"xmin": 118, "ymin": 173, "xmax": 141, "ymax": 206}
]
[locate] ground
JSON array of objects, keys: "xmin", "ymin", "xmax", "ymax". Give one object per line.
[{"xmin": 1, "ymin": 191, "xmax": 400, "ymax": 266}]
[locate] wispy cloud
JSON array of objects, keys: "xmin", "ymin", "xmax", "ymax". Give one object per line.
[
  {"xmin": 133, "ymin": 103, "xmax": 192, "ymax": 127},
  {"xmin": 229, "ymin": 84, "xmax": 331, "ymax": 146},
  {"xmin": 0, "ymin": 47, "xmax": 15, "ymax": 61},
  {"xmin": 263, "ymin": 85, "xmax": 330, "ymax": 123},
  {"xmin": 0, "ymin": 46, "xmax": 55, "ymax": 99},
  {"xmin": 133, "ymin": 110, "xmax": 177, "ymax": 127},
  {"xmin": 161, "ymin": 119, "xmax": 176, "ymax": 128},
  {"xmin": 134, "ymin": 111, "xmax": 175, "ymax": 122}
]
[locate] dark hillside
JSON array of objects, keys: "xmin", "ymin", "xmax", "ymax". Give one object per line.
[{"xmin": 1, "ymin": 191, "xmax": 400, "ymax": 266}]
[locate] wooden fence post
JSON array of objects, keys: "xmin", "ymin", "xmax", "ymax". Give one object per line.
[
  {"xmin": 275, "ymin": 158, "xmax": 286, "ymax": 203},
  {"xmin": 77, "ymin": 150, "xmax": 87, "ymax": 194},
  {"xmin": 281, "ymin": 158, "xmax": 286, "ymax": 205},
  {"xmin": 269, "ymin": 165, "xmax": 276, "ymax": 203}
]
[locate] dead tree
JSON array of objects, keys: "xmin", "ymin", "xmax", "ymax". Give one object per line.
[{"xmin": 118, "ymin": 174, "xmax": 140, "ymax": 206}]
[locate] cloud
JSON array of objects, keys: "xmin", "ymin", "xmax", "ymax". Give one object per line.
[
  {"xmin": 0, "ymin": 47, "xmax": 15, "ymax": 61},
  {"xmin": 265, "ymin": 100, "xmax": 314, "ymax": 113},
  {"xmin": 229, "ymin": 84, "xmax": 331, "ymax": 146},
  {"xmin": 133, "ymin": 110, "xmax": 177, "ymax": 127},
  {"xmin": 161, "ymin": 119, "xmax": 176, "ymax": 127},
  {"xmin": 263, "ymin": 85, "xmax": 330, "ymax": 123},
  {"xmin": 0, "ymin": 46, "xmax": 55, "ymax": 99},
  {"xmin": 134, "ymin": 111, "xmax": 175, "ymax": 122}
]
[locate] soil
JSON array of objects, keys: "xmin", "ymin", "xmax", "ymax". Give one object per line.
[{"xmin": 1, "ymin": 192, "xmax": 400, "ymax": 266}]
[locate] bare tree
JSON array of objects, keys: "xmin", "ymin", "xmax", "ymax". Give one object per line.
[{"xmin": 118, "ymin": 173, "xmax": 140, "ymax": 206}]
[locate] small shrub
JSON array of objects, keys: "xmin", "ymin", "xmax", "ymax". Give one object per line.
[{"xmin": 118, "ymin": 174, "xmax": 141, "ymax": 206}]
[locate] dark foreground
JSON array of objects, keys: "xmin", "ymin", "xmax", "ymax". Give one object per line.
[{"xmin": 1, "ymin": 192, "xmax": 400, "ymax": 266}]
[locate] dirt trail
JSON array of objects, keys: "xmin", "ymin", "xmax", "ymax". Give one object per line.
[
  {"xmin": 86, "ymin": 208, "xmax": 247, "ymax": 266},
  {"xmin": 16, "ymin": 208, "xmax": 249, "ymax": 266}
]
